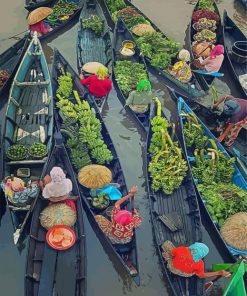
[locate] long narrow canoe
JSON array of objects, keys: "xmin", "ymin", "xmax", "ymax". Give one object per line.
[
  {"xmin": 25, "ymin": 140, "xmax": 86, "ymax": 296},
  {"xmin": 77, "ymin": 0, "xmax": 113, "ymax": 112},
  {"xmin": 176, "ymin": 93, "xmax": 247, "ymax": 259},
  {"xmin": 52, "ymin": 48, "xmax": 141, "ymax": 285},
  {"xmin": 25, "ymin": 0, "xmax": 55, "ymax": 11},
  {"xmin": 113, "ymin": 17, "xmax": 150, "ymax": 133},
  {"xmin": 36, "ymin": 0, "xmax": 84, "ymax": 41},
  {"xmin": 0, "ymin": 37, "xmax": 29, "ymax": 96},
  {"xmin": 212, "ymin": 261, "xmax": 247, "ymax": 296},
  {"xmin": 99, "ymin": 0, "xmax": 205, "ymax": 98},
  {"xmin": 1, "ymin": 34, "xmax": 53, "ymax": 245},
  {"xmin": 146, "ymin": 100, "xmax": 203, "ymax": 296},
  {"xmin": 223, "ymin": 10, "xmax": 247, "ymax": 99},
  {"xmin": 189, "ymin": 0, "xmax": 223, "ymax": 91}
]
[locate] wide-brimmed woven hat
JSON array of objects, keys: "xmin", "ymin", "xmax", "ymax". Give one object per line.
[
  {"xmin": 78, "ymin": 164, "xmax": 112, "ymax": 189},
  {"xmin": 131, "ymin": 24, "xmax": 155, "ymax": 37},
  {"xmin": 40, "ymin": 203, "xmax": 77, "ymax": 230},
  {"xmin": 27, "ymin": 7, "xmax": 53, "ymax": 25},
  {"xmin": 221, "ymin": 212, "xmax": 247, "ymax": 251},
  {"xmin": 81, "ymin": 62, "xmax": 104, "ymax": 74}
]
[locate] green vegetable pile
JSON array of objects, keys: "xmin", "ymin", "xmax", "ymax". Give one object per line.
[
  {"xmin": 148, "ymin": 98, "xmax": 188, "ymax": 195},
  {"xmin": 198, "ymin": 183, "xmax": 247, "ymax": 226},
  {"xmin": 47, "ymin": 0, "xmax": 78, "ymax": 20},
  {"xmin": 193, "ymin": 29, "xmax": 216, "ymax": 43},
  {"xmin": 55, "ymin": 71, "xmax": 113, "ymax": 167},
  {"xmin": 197, "ymin": 0, "xmax": 215, "ymax": 12},
  {"xmin": 194, "ymin": 18, "xmax": 217, "ymax": 32},
  {"xmin": 89, "ymin": 193, "xmax": 110, "ymax": 209},
  {"xmin": 182, "ymin": 113, "xmax": 208, "ymax": 149},
  {"xmin": 6, "ymin": 144, "xmax": 28, "ymax": 160},
  {"xmin": 136, "ymin": 32, "xmax": 180, "ymax": 69},
  {"xmin": 106, "ymin": 0, "xmax": 126, "ymax": 14},
  {"xmin": 81, "ymin": 15, "xmax": 104, "ymax": 36},
  {"xmin": 114, "ymin": 60, "xmax": 148, "ymax": 95},
  {"xmin": 112, "ymin": 7, "xmax": 149, "ymax": 28},
  {"xmin": 29, "ymin": 142, "xmax": 48, "ymax": 158}
]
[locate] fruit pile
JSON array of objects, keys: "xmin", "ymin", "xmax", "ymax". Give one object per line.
[
  {"xmin": 50, "ymin": 227, "xmax": 74, "ymax": 248},
  {"xmin": 6, "ymin": 144, "xmax": 28, "ymax": 160},
  {"xmin": 91, "ymin": 193, "xmax": 110, "ymax": 209},
  {"xmin": 29, "ymin": 142, "xmax": 48, "ymax": 158}
]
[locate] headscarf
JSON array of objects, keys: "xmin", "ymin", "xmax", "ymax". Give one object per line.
[
  {"xmin": 178, "ymin": 49, "xmax": 191, "ymax": 62},
  {"xmin": 113, "ymin": 210, "xmax": 133, "ymax": 226},
  {"xmin": 137, "ymin": 79, "xmax": 151, "ymax": 92},
  {"xmin": 223, "ymin": 99, "xmax": 241, "ymax": 116},
  {"xmin": 50, "ymin": 167, "xmax": 66, "ymax": 183},
  {"xmin": 189, "ymin": 243, "xmax": 209, "ymax": 262},
  {"xmin": 96, "ymin": 65, "xmax": 108, "ymax": 80},
  {"xmin": 209, "ymin": 45, "xmax": 224, "ymax": 59}
]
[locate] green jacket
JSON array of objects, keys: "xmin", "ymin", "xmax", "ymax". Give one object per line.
[{"xmin": 126, "ymin": 90, "xmax": 153, "ymax": 106}]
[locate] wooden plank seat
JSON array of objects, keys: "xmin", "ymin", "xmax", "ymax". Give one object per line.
[
  {"xmin": 14, "ymin": 79, "xmax": 50, "ymax": 87},
  {"xmin": 7, "ymin": 158, "xmax": 48, "ymax": 165}
]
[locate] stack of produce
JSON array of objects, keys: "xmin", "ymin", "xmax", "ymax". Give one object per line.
[
  {"xmin": 6, "ymin": 144, "xmax": 28, "ymax": 160},
  {"xmin": 0, "ymin": 69, "xmax": 9, "ymax": 87},
  {"xmin": 88, "ymin": 193, "xmax": 110, "ymax": 210},
  {"xmin": 148, "ymin": 98, "xmax": 187, "ymax": 195},
  {"xmin": 29, "ymin": 142, "xmax": 48, "ymax": 158},
  {"xmin": 182, "ymin": 112, "xmax": 247, "ymax": 227},
  {"xmin": 55, "ymin": 70, "xmax": 113, "ymax": 167},
  {"xmin": 81, "ymin": 15, "xmax": 104, "ymax": 36},
  {"xmin": 47, "ymin": 0, "xmax": 78, "ymax": 22},
  {"xmin": 106, "ymin": 0, "xmax": 126, "ymax": 14},
  {"xmin": 115, "ymin": 60, "xmax": 148, "ymax": 95}
]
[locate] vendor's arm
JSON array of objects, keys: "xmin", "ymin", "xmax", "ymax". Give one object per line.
[
  {"xmin": 198, "ymin": 56, "xmax": 209, "ymax": 65},
  {"xmin": 212, "ymin": 95, "xmax": 232, "ymax": 109},
  {"xmin": 217, "ymin": 123, "xmax": 234, "ymax": 142},
  {"xmin": 197, "ymin": 270, "xmax": 231, "ymax": 279},
  {"xmin": 125, "ymin": 91, "xmax": 134, "ymax": 106},
  {"xmin": 40, "ymin": 21, "xmax": 50, "ymax": 34},
  {"xmin": 80, "ymin": 75, "xmax": 93, "ymax": 86},
  {"xmin": 115, "ymin": 186, "xmax": 138, "ymax": 208}
]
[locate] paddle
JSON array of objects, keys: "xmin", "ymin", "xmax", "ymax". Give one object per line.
[
  {"xmin": 0, "ymin": 30, "xmax": 28, "ymax": 42},
  {"xmin": 204, "ymin": 260, "xmax": 241, "ymax": 292},
  {"xmin": 192, "ymin": 69, "xmax": 224, "ymax": 77}
]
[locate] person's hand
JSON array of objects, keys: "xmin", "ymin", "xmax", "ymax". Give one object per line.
[
  {"xmin": 219, "ymin": 270, "xmax": 231, "ymax": 278},
  {"xmin": 79, "ymin": 73, "xmax": 84, "ymax": 80},
  {"xmin": 43, "ymin": 175, "xmax": 52, "ymax": 185},
  {"xmin": 129, "ymin": 186, "xmax": 138, "ymax": 195},
  {"xmin": 211, "ymin": 103, "xmax": 217, "ymax": 109},
  {"xmin": 48, "ymin": 27, "xmax": 53, "ymax": 32}
]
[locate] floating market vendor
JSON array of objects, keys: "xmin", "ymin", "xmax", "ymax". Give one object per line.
[
  {"xmin": 27, "ymin": 7, "xmax": 53, "ymax": 37},
  {"xmin": 95, "ymin": 185, "xmax": 142, "ymax": 244},
  {"xmin": 161, "ymin": 241, "xmax": 231, "ymax": 279},
  {"xmin": 193, "ymin": 44, "xmax": 224, "ymax": 73},
  {"xmin": 125, "ymin": 79, "xmax": 153, "ymax": 113},
  {"xmin": 168, "ymin": 49, "xmax": 192, "ymax": 83},
  {"xmin": 40, "ymin": 167, "xmax": 75, "ymax": 210},
  {"xmin": 211, "ymin": 95, "xmax": 247, "ymax": 146},
  {"xmin": 79, "ymin": 65, "xmax": 112, "ymax": 99}
]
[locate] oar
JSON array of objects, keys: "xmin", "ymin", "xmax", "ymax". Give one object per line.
[
  {"xmin": 204, "ymin": 260, "xmax": 241, "ymax": 293},
  {"xmin": 0, "ymin": 30, "xmax": 28, "ymax": 42},
  {"xmin": 192, "ymin": 70, "xmax": 224, "ymax": 77}
]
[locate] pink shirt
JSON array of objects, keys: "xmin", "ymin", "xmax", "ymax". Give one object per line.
[
  {"xmin": 199, "ymin": 54, "xmax": 224, "ymax": 72},
  {"xmin": 29, "ymin": 20, "xmax": 49, "ymax": 34}
]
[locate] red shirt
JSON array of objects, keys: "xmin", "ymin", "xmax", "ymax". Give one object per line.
[
  {"xmin": 80, "ymin": 75, "xmax": 112, "ymax": 97},
  {"xmin": 171, "ymin": 246, "xmax": 204, "ymax": 276},
  {"xmin": 110, "ymin": 206, "xmax": 142, "ymax": 240},
  {"xmin": 29, "ymin": 20, "xmax": 49, "ymax": 34}
]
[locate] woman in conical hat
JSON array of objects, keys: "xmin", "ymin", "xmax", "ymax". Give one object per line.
[{"xmin": 27, "ymin": 7, "xmax": 53, "ymax": 37}]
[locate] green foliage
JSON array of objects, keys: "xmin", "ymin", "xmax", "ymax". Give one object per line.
[
  {"xmin": 136, "ymin": 32, "xmax": 180, "ymax": 70},
  {"xmin": 115, "ymin": 60, "xmax": 148, "ymax": 95},
  {"xmin": 90, "ymin": 145, "xmax": 113, "ymax": 164},
  {"xmin": 106, "ymin": 0, "xmax": 126, "ymax": 13},
  {"xmin": 198, "ymin": 183, "xmax": 247, "ymax": 226},
  {"xmin": 197, "ymin": 0, "xmax": 215, "ymax": 12},
  {"xmin": 149, "ymin": 116, "xmax": 169, "ymax": 154},
  {"xmin": 69, "ymin": 142, "xmax": 92, "ymax": 171},
  {"xmin": 183, "ymin": 118, "xmax": 208, "ymax": 149},
  {"xmin": 56, "ymin": 72, "xmax": 73, "ymax": 98},
  {"xmin": 81, "ymin": 15, "xmax": 104, "ymax": 36}
]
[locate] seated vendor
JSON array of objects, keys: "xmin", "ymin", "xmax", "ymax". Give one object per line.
[{"xmin": 126, "ymin": 79, "xmax": 153, "ymax": 113}]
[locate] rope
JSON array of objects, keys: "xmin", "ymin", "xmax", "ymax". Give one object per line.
[{"xmin": 0, "ymin": 30, "xmax": 28, "ymax": 42}]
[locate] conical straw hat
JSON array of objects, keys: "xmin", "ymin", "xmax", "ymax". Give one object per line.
[
  {"xmin": 221, "ymin": 212, "xmax": 247, "ymax": 251},
  {"xmin": 27, "ymin": 7, "xmax": 53, "ymax": 25},
  {"xmin": 78, "ymin": 164, "xmax": 112, "ymax": 189},
  {"xmin": 40, "ymin": 203, "xmax": 77, "ymax": 230},
  {"xmin": 131, "ymin": 24, "xmax": 155, "ymax": 37}
]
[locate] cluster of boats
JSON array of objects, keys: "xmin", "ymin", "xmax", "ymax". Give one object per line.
[{"xmin": 0, "ymin": 0, "xmax": 246, "ymax": 295}]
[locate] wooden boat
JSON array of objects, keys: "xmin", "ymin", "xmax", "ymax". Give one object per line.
[
  {"xmin": 223, "ymin": 10, "xmax": 247, "ymax": 98},
  {"xmin": 36, "ymin": 0, "xmax": 84, "ymax": 41},
  {"xmin": 112, "ymin": 17, "xmax": 150, "ymax": 133},
  {"xmin": 189, "ymin": 0, "xmax": 223, "ymax": 91},
  {"xmin": 176, "ymin": 93, "xmax": 247, "ymax": 259},
  {"xmin": 51, "ymin": 48, "xmax": 141, "ymax": 285},
  {"xmin": 99, "ymin": 0, "xmax": 205, "ymax": 98},
  {"xmin": 212, "ymin": 261, "xmax": 247, "ymax": 296},
  {"xmin": 25, "ymin": 140, "xmax": 86, "ymax": 296},
  {"xmin": 1, "ymin": 34, "xmax": 53, "ymax": 245},
  {"xmin": 25, "ymin": 0, "xmax": 55, "ymax": 11},
  {"xmin": 77, "ymin": 0, "xmax": 113, "ymax": 112},
  {"xmin": 0, "ymin": 37, "xmax": 29, "ymax": 96},
  {"xmin": 146, "ymin": 99, "xmax": 203, "ymax": 296}
]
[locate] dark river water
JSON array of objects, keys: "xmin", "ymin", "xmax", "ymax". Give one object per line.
[{"xmin": 0, "ymin": 1, "xmax": 246, "ymax": 295}]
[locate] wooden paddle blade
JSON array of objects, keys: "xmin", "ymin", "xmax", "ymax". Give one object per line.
[
  {"xmin": 192, "ymin": 70, "xmax": 224, "ymax": 77},
  {"xmin": 204, "ymin": 281, "xmax": 213, "ymax": 291}
]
